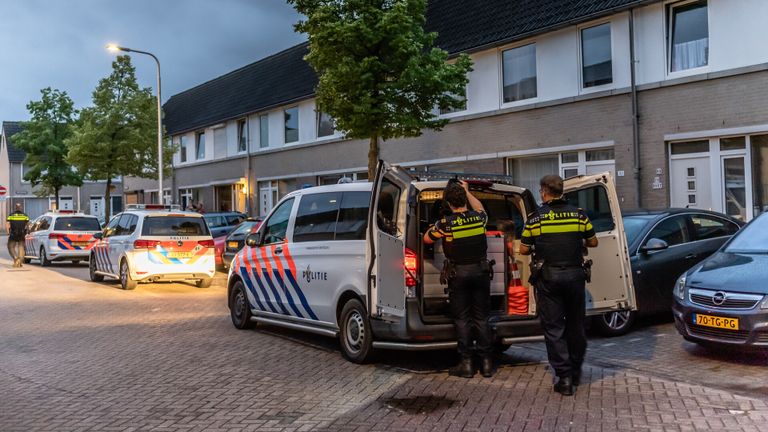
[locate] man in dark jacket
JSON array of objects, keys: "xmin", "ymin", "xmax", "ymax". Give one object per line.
[{"xmin": 6, "ymin": 203, "xmax": 30, "ymax": 268}]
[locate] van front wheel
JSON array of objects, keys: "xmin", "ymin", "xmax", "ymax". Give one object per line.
[{"xmin": 339, "ymin": 299, "xmax": 374, "ymax": 364}]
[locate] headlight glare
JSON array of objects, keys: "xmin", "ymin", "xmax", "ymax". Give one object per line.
[{"xmin": 674, "ymin": 274, "xmax": 687, "ymax": 300}]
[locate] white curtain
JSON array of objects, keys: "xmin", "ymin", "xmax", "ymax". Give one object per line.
[{"xmin": 672, "ymin": 38, "xmax": 708, "ymax": 71}]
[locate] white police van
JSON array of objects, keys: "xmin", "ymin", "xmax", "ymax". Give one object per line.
[
  {"xmin": 24, "ymin": 210, "xmax": 101, "ymax": 266},
  {"xmin": 228, "ymin": 161, "xmax": 636, "ymax": 363},
  {"xmin": 89, "ymin": 205, "xmax": 216, "ymax": 290}
]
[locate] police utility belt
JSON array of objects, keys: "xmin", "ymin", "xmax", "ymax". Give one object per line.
[
  {"xmin": 529, "ymin": 258, "xmax": 593, "ymax": 285},
  {"xmin": 440, "ymin": 259, "xmax": 495, "ymax": 286}
]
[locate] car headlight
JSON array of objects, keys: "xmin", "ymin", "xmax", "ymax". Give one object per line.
[
  {"xmin": 674, "ymin": 274, "xmax": 687, "ymax": 300},
  {"xmin": 761, "ymin": 296, "xmax": 768, "ymax": 310}
]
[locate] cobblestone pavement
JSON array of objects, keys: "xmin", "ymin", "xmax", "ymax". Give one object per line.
[{"xmin": 1, "ymin": 237, "xmax": 767, "ymax": 431}]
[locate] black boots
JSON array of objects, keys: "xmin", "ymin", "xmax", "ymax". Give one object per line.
[
  {"xmin": 554, "ymin": 376, "xmax": 574, "ymax": 396},
  {"xmin": 480, "ymin": 356, "xmax": 494, "ymax": 378},
  {"xmin": 449, "ymin": 357, "xmax": 475, "ymax": 378}
]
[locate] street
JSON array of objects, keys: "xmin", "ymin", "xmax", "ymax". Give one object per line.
[{"xmin": 1, "ymin": 236, "xmax": 767, "ymax": 432}]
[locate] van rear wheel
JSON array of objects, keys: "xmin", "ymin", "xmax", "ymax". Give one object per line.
[
  {"xmin": 339, "ymin": 299, "xmax": 374, "ymax": 363},
  {"xmin": 593, "ymin": 310, "xmax": 636, "ymax": 336}
]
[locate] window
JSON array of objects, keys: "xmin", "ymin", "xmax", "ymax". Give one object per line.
[
  {"xmin": 317, "ymin": 111, "xmax": 335, "ymax": 138},
  {"xmin": 262, "ymin": 197, "xmax": 294, "ymax": 244},
  {"xmin": 104, "ymin": 215, "xmax": 121, "ymax": 237},
  {"xmin": 284, "ymin": 107, "xmax": 299, "ymax": 143},
  {"xmin": 116, "ymin": 214, "xmax": 138, "ymax": 236},
  {"xmin": 259, "ymin": 114, "xmax": 269, "ymax": 148},
  {"xmin": 691, "ymin": 215, "xmax": 739, "ymax": 240},
  {"xmin": 647, "ymin": 215, "xmax": 691, "ymax": 246},
  {"xmin": 752, "ymin": 135, "xmax": 768, "ymax": 217},
  {"xmin": 563, "ymin": 185, "xmax": 615, "ymax": 232},
  {"xmin": 502, "ymin": 44, "xmax": 537, "ymax": 103},
  {"xmin": 294, "ymin": 192, "xmax": 341, "ymax": 242},
  {"xmin": 581, "ymin": 23, "xmax": 612, "ymax": 88},
  {"xmin": 586, "ymin": 149, "xmax": 615, "ymax": 162},
  {"xmin": 669, "ymin": 1, "xmax": 708, "ymax": 72},
  {"xmin": 195, "ymin": 131, "xmax": 206, "ymax": 159},
  {"xmin": 670, "ymin": 140, "xmax": 709, "ymax": 155},
  {"xmin": 204, "ymin": 215, "xmax": 227, "ymax": 229},
  {"xmin": 720, "ymin": 137, "xmax": 745, "ymax": 151},
  {"xmin": 38, "ymin": 217, "xmax": 52, "ymax": 231},
  {"xmin": 54, "ymin": 217, "xmax": 101, "ymax": 231},
  {"xmin": 237, "ymin": 119, "xmax": 247, "ymax": 153},
  {"xmin": 179, "ymin": 136, "xmax": 187, "ymax": 163},
  {"xmin": 439, "ymin": 92, "xmax": 467, "ymax": 115},
  {"xmin": 142, "ymin": 216, "xmax": 210, "ymax": 236},
  {"xmin": 376, "ymin": 179, "xmax": 402, "ymax": 237},
  {"xmin": 336, "ymin": 192, "xmax": 370, "ymax": 240},
  {"xmin": 226, "ymin": 215, "xmax": 244, "ymax": 226},
  {"xmin": 509, "ymin": 154, "xmax": 559, "ymax": 195}
]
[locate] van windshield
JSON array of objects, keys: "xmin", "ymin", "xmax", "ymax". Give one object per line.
[
  {"xmin": 54, "ymin": 217, "xmax": 101, "ymax": 231},
  {"xmin": 142, "ymin": 216, "xmax": 210, "ymax": 236}
]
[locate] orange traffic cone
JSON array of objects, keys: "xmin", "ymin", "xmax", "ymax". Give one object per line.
[{"xmin": 507, "ymin": 261, "xmax": 529, "ymax": 315}]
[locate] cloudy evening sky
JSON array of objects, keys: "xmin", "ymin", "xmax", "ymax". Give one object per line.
[{"xmin": 0, "ymin": 0, "xmax": 304, "ymax": 121}]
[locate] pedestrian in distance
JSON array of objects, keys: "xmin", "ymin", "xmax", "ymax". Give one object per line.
[
  {"xmin": 423, "ymin": 179, "xmax": 494, "ymax": 378},
  {"xmin": 6, "ymin": 203, "xmax": 30, "ymax": 268},
  {"xmin": 519, "ymin": 175, "xmax": 598, "ymax": 396}
]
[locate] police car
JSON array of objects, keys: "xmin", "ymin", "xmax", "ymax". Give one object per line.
[
  {"xmin": 89, "ymin": 204, "xmax": 216, "ymax": 290},
  {"xmin": 227, "ymin": 161, "xmax": 637, "ymax": 363},
  {"xmin": 24, "ymin": 210, "xmax": 101, "ymax": 266}
]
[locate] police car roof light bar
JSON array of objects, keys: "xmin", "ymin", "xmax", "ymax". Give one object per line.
[{"xmin": 126, "ymin": 204, "xmax": 182, "ymax": 211}]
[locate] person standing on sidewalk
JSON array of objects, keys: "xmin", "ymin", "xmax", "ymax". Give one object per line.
[
  {"xmin": 423, "ymin": 180, "xmax": 494, "ymax": 378},
  {"xmin": 5, "ymin": 203, "xmax": 30, "ymax": 268},
  {"xmin": 518, "ymin": 175, "xmax": 598, "ymax": 396}
]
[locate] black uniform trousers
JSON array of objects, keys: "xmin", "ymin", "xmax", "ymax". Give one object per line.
[
  {"xmin": 536, "ymin": 265, "xmax": 587, "ymax": 379},
  {"xmin": 449, "ymin": 262, "xmax": 493, "ymax": 358}
]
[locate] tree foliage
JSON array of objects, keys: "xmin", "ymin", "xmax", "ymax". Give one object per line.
[
  {"xmin": 68, "ymin": 55, "xmax": 173, "ymax": 218},
  {"xmin": 12, "ymin": 87, "xmax": 82, "ymax": 202},
  {"xmin": 290, "ymin": 0, "xmax": 473, "ymax": 178}
]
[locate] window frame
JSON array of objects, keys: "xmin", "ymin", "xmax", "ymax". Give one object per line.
[
  {"xmin": 259, "ymin": 114, "xmax": 269, "ymax": 148},
  {"xmin": 638, "ymin": 214, "xmax": 693, "ymax": 252},
  {"xmin": 284, "ymin": 106, "xmax": 299, "ymax": 144},
  {"xmin": 179, "ymin": 135, "xmax": 187, "ymax": 163},
  {"xmin": 690, "ymin": 213, "xmax": 740, "ymax": 241},
  {"xmin": 667, "ymin": 0, "xmax": 710, "ymax": 75},
  {"xmin": 236, "ymin": 119, "xmax": 247, "ymax": 153},
  {"xmin": 500, "ymin": 42, "xmax": 538, "ymax": 106},
  {"xmin": 578, "ymin": 21, "xmax": 613, "ymax": 90},
  {"xmin": 293, "ymin": 192, "xmax": 342, "ymax": 243},
  {"xmin": 316, "ymin": 110, "xmax": 335, "ymax": 138},
  {"xmin": 195, "ymin": 131, "xmax": 206, "ymax": 160},
  {"xmin": 261, "ymin": 197, "xmax": 295, "ymax": 245}
]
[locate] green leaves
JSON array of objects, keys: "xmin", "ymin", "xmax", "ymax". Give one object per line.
[{"xmin": 290, "ymin": 0, "xmax": 473, "ymax": 176}]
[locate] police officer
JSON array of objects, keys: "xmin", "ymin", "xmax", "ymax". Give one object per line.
[
  {"xmin": 423, "ymin": 180, "xmax": 493, "ymax": 378},
  {"xmin": 519, "ymin": 175, "xmax": 598, "ymax": 396},
  {"xmin": 6, "ymin": 203, "xmax": 30, "ymax": 268}
]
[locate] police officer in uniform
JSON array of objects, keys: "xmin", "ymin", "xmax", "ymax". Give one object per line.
[
  {"xmin": 424, "ymin": 180, "xmax": 493, "ymax": 378},
  {"xmin": 519, "ymin": 175, "xmax": 598, "ymax": 395},
  {"xmin": 6, "ymin": 203, "xmax": 30, "ymax": 268}
]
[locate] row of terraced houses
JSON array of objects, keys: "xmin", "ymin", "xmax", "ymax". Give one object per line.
[{"xmin": 3, "ymin": 0, "xmax": 768, "ymax": 223}]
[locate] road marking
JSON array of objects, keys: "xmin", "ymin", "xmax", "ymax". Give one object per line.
[{"xmin": 601, "ymin": 343, "xmax": 616, "ymax": 347}]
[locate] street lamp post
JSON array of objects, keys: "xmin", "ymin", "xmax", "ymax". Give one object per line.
[{"xmin": 107, "ymin": 44, "xmax": 163, "ymax": 204}]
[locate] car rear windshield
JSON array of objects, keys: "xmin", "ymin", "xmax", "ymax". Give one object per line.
[
  {"xmin": 230, "ymin": 221, "xmax": 259, "ymax": 236},
  {"xmin": 622, "ymin": 215, "xmax": 655, "ymax": 245},
  {"xmin": 53, "ymin": 217, "xmax": 101, "ymax": 231},
  {"xmin": 141, "ymin": 216, "xmax": 210, "ymax": 236},
  {"xmin": 724, "ymin": 214, "xmax": 768, "ymax": 253}
]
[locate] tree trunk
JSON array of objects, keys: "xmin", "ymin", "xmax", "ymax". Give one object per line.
[
  {"xmin": 367, "ymin": 134, "xmax": 379, "ymax": 181},
  {"xmin": 104, "ymin": 178, "xmax": 112, "ymax": 222},
  {"xmin": 54, "ymin": 188, "xmax": 60, "ymax": 211}
]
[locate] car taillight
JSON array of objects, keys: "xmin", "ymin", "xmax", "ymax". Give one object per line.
[
  {"xmin": 404, "ymin": 247, "xmax": 418, "ymax": 289},
  {"xmin": 198, "ymin": 239, "xmax": 215, "ymax": 248},
  {"xmin": 134, "ymin": 239, "xmax": 160, "ymax": 249},
  {"xmin": 48, "ymin": 233, "xmax": 65, "ymax": 240}
]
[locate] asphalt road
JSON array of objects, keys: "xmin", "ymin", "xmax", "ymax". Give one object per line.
[{"xmin": 1, "ymin": 235, "xmax": 767, "ymax": 431}]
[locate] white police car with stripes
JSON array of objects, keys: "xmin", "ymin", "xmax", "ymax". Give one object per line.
[
  {"xmin": 89, "ymin": 205, "xmax": 216, "ymax": 290},
  {"xmin": 228, "ymin": 161, "xmax": 636, "ymax": 363},
  {"xmin": 23, "ymin": 210, "xmax": 101, "ymax": 266}
]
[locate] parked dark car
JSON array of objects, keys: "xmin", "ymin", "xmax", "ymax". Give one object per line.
[
  {"xmin": 222, "ymin": 218, "xmax": 263, "ymax": 269},
  {"xmin": 594, "ymin": 208, "xmax": 743, "ymax": 336},
  {"xmin": 673, "ymin": 212, "xmax": 768, "ymax": 348},
  {"xmin": 203, "ymin": 212, "xmax": 246, "ymax": 238}
]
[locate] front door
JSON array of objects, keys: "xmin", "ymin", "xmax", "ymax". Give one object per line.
[
  {"xmin": 90, "ymin": 196, "xmax": 104, "ymax": 219},
  {"xmin": 367, "ymin": 161, "xmax": 413, "ymax": 319},
  {"xmin": 670, "ymin": 156, "xmax": 712, "ymax": 211},
  {"xmin": 563, "ymin": 172, "xmax": 637, "ymax": 315}
]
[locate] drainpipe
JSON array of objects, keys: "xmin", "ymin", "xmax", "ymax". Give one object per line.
[{"xmin": 629, "ymin": 8, "xmax": 642, "ymax": 208}]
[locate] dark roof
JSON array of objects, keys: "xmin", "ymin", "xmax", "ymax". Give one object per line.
[
  {"xmin": 2, "ymin": 121, "xmax": 25, "ymax": 163},
  {"xmin": 164, "ymin": 0, "xmax": 658, "ymax": 134},
  {"xmin": 164, "ymin": 43, "xmax": 316, "ymax": 135}
]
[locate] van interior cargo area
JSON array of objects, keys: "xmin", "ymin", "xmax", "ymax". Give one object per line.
[{"xmin": 417, "ymin": 189, "xmax": 536, "ymax": 321}]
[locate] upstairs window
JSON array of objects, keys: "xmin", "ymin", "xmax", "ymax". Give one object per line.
[
  {"xmin": 259, "ymin": 114, "xmax": 269, "ymax": 148},
  {"xmin": 439, "ymin": 92, "xmax": 467, "ymax": 115},
  {"xmin": 237, "ymin": 119, "xmax": 247, "ymax": 152},
  {"xmin": 317, "ymin": 111, "xmax": 335, "ymax": 138},
  {"xmin": 581, "ymin": 23, "xmax": 613, "ymax": 88},
  {"xmin": 195, "ymin": 131, "xmax": 205, "ymax": 160},
  {"xmin": 669, "ymin": 0, "xmax": 709, "ymax": 72},
  {"xmin": 284, "ymin": 107, "xmax": 299, "ymax": 144},
  {"xmin": 179, "ymin": 135, "xmax": 187, "ymax": 163},
  {"xmin": 502, "ymin": 44, "xmax": 537, "ymax": 103}
]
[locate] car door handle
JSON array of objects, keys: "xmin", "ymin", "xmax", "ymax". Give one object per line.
[
  {"xmin": 274, "ymin": 247, "xmax": 282, "ymax": 254},
  {"xmin": 684, "ymin": 254, "xmax": 697, "ymax": 260}
]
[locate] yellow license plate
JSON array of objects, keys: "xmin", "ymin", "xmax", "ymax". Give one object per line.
[
  {"xmin": 167, "ymin": 251, "xmax": 194, "ymax": 258},
  {"xmin": 73, "ymin": 242, "xmax": 89, "ymax": 247},
  {"xmin": 228, "ymin": 241, "xmax": 239, "ymax": 249},
  {"xmin": 693, "ymin": 314, "xmax": 739, "ymax": 330}
]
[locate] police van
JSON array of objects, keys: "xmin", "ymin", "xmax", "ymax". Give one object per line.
[
  {"xmin": 88, "ymin": 205, "xmax": 216, "ymax": 290},
  {"xmin": 24, "ymin": 210, "xmax": 101, "ymax": 266},
  {"xmin": 227, "ymin": 162, "xmax": 636, "ymax": 363}
]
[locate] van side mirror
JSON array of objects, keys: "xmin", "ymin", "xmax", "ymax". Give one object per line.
[
  {"xmin": 93, "ymin": 232, "xmax": 103, "ymax": 240},
  {"xmin": 245, "ymin": 233, "xmax": 260, "ymax": 248},
  {"xmin": 641, "ymin": 238, "xmax": 668, "ymax": 253}
]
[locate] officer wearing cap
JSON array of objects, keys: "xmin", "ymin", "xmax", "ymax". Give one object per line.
[
  {"xmin": 6, "ymin": 203, "xmax": 30, "ymax": 268},
  {"xmin": 423, "ymin": 180, "xmax": 494, "ymax": 378},
  {"xmin": 519, "ymin": 175, "xmax": 598, "ymax": 396}
]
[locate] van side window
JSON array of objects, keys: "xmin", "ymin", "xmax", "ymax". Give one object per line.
[
  {"xmin": 377, "ymin": 178, "xmax": 401, "ymax": 236},
  {"xmin": 563, "ymin": 185, "xmax": 615, "ymax": 232},
  {"xmin": 294, "ymin": 193, "xmax": 341, "ymax": 242},
  {"xmin": 262, "ymin": 198, "xmax": 295, "ymax": 244},
  {"xmin": 336, "ymin": 191, "xmax": 370, "ymax": 240}
]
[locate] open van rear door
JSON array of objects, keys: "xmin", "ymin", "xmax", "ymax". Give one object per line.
[
  {"xmin": 563, "ymin": 172, "xmax": 637, "ymax": 315},
  {"xmin": 367, "ymin": 160, "xmax": 413, "ymax": 319}
]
